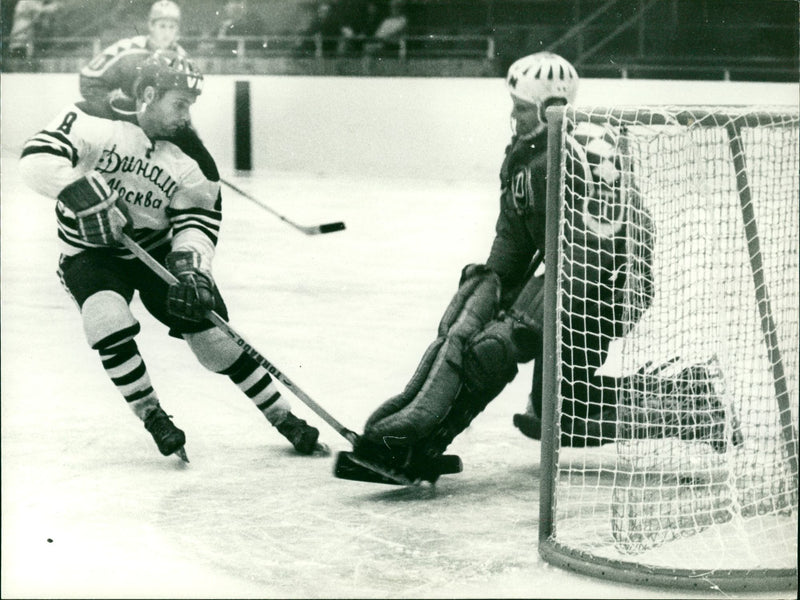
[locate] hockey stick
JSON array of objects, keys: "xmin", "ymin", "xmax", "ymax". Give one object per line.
[
  {"xmin": 221, "ymin": 178, "xmax": 346, "ymax": 235},
  {"xmin": 120, "ymin": 234, "xmax": 359, "ymax": 445}
]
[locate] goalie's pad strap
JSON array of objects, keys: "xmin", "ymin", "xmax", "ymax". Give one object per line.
[{"xmin": 364, "ymin": 267, "xmax": 501, "ymax": 443}]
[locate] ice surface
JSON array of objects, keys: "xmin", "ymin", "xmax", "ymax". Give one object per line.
[{"xmin": 1, "ymin": 148, "xmax": 794, "ymax": 599}]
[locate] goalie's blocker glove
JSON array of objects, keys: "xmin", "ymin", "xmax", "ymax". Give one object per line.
[
  {"xmin": 165, "ymin": 251, "xmax": 218, "ymax": 322},
  {"xmin": 58, "ymin": 171, "xmax": 130, "ymax": 246}
]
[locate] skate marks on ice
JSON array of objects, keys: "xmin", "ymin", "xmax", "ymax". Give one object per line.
[{"xmin": 153, "ymin": 438, "xmax": 542, "ymax": 598}]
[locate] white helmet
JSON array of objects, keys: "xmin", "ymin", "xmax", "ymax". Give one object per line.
[
  {"xmin": 149, "ymin": 0, "xmax": 181, "ymax": 23},
  {"xmin": 506, "ymin": 52, "xmax": 579, "ymax": 108}
]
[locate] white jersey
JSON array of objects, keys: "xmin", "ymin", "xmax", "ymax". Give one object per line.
[{"xmin": 20, "ymin": 103, "xmax": 221, "ymax": 269}]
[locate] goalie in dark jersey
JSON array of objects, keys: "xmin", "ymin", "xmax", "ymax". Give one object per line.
[{"xmin": 341, "ymin": 52, "xmax": 739, "ymax": 483}]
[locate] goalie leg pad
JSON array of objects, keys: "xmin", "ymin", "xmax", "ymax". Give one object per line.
[
  {"xmin": 363, "ymin": 266, "xmax": 501, "ymax": 445},
  {"xmin": 415, "ymin": 383, "xmax": 507, "ymax": 460},
  {"xmin": 463, "ymin": 313, "xmax": 540, "ymax": 394},
  {"xmin": 437, "ymin": 265, "xmax": 501, "ymax": 340},
  {"xmin": 364, "ymin": 337, "xmax": 464, "ymax": 444},
  {"xmin": 363, "ymin": 337, "xmax": 444, "ymax": 433}
]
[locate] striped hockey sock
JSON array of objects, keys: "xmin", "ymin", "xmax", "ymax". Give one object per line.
[
  {"xmin": 220, "ymin": 353, "xmax": 291, "ymax": 424},
  {"xmin": 94, "ymin": 326, "xmax": 159, "ymax": 420}
]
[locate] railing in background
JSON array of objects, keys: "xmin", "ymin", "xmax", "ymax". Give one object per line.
[
  {"xmin": 4, "ymin": 33, "xmax": 796, "ymax": 81},
  {"xmin": 7, "ymin": 34, "xmax": 496, "ymax": 62}
]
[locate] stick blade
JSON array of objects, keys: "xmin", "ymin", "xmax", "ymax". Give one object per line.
[
  {"xmin": 317, "ymin": 221, "xmax": 346, "ymax": 234},
  {"xmin": 333, "ymin": 451, "xmax": 462, "ymax": 486},
  {"xmin": 334, "ymin": 451, "xmax": 407, "ymax": 485}
]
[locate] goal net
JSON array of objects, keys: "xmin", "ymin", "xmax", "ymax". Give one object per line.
[{"xmin": 538, "ymin": 106, "xmax": 798, "ymax": 591}]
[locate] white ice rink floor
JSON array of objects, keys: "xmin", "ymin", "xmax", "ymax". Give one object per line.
[{"xmin": 1, "ymin": 149, "xmax": 795, "ymax": 599}]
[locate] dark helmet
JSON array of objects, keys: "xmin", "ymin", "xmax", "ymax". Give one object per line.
[{"xmin": 134, "ymin": 52, "xmax": 203, "ymax": 99}]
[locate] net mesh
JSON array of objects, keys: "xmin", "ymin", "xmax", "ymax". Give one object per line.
[{"xmin": 546, "ymin": 106, "xmax": 798, "ymax": 581}]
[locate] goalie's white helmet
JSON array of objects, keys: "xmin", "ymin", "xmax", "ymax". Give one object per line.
[
  {"xmin": 506, "ymin": 52, "xmax": 579, "ymax": 109},
  {"xmin": 149, "ymin": 0, "xmax": 181, "ymax": 23}
]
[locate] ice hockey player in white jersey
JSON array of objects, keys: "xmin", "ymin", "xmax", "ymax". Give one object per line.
[
  {"xmin": 20, "ymin": 53, "xmax": 325, "ymax": 459},
  {"xmin": 79, "ymin": 0, "xmax": 186, "ymax": 115}
]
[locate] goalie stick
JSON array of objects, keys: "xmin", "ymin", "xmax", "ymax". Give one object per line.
[
  {"xmin": 221, "ymin": 178, "xmax": 346, "ymax": 235},
  {"xmin": 120, "ymin": 234, "xmax": 358, "ymax": 445},
  {"xmin": 334, "ymin": 451, "xmax": 462, "ymax": 486}
]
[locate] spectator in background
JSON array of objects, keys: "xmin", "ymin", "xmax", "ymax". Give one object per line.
[
  {"xmin": 34, "ymin": 0, "xmax": 59, "ymax": 38},
  {"xmin": 217, "ymin": 0, "xmax": 267, "ymax": 38},
  {"xmin": 365, "ymin": 0, "xmax": 407, "ymax": 57},
  {"xmin": 339, "ymin": 0, "xmax": 384, "ymax": 56},
  {"xmin": 360, "ymin": 1, "xmax": 384, "ymax": 38},
  {"xmin": 296, "ymin": 1, "xmax": 348, "ymax": 57},
  {"xmin": 8, "ymin": 0, "xmax": 61, "ymax": 59}
]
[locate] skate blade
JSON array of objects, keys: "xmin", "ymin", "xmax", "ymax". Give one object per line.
[
  {"xmin": 173, "ymin": 447, "xmax": 190, "ymax": 463},
  {"xmin": 312, "ymin": 442, "xmax": 331, "ymax": 456}
]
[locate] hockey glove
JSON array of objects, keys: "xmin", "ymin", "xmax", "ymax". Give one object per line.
[
  {"xmin": 58, "ymin": 172, "xmax": 129, "ymax": 246},
  {"xmin": 165, "ymin": 251, "xmax": 217, "ymax": 322}
]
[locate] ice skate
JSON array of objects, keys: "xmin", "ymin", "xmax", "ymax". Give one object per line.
[
  {"xmin": 276, "ymin": 412, "xmax": 326, "ymax": 455},
  {"xmin": 513, "ymin": 411, "xmax": 542, "ymax": 439},
  {"xmin": 144, "ymin": 407, "xmax": 187, "ymax": 459}
]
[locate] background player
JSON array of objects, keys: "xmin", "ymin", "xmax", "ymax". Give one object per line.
[
  {"xmin": 19, "ymin": 54, "xmax": 325, "ymax": 459},
  {"xmin": 347, "ymin": 52, "xmax": 658, "ymax": 480},
  {"xmin": 79, "ymin": 0, "xmax": 186, "ymax": 115}
]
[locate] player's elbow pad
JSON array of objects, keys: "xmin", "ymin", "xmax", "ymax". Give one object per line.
[{"xmin": 19, "ymin": 154, "xmax": 68, "ymax": 199}]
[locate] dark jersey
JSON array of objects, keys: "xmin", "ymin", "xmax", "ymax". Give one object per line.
[
  {"xmin": 486, "ymin": 128, "xmax": 654, "ymax": 328},
  {"xmin": 79, "ymin": 35, "xmax": 187, "ymax": 113},
  {"xmin": 486, "ymin": 131, "xmax": 549, "ymax": 296}
]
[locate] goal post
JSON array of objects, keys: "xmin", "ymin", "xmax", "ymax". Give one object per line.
[{"xmin": 538, "ymin": 105, "xmax": 798, "ymax": 592}]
